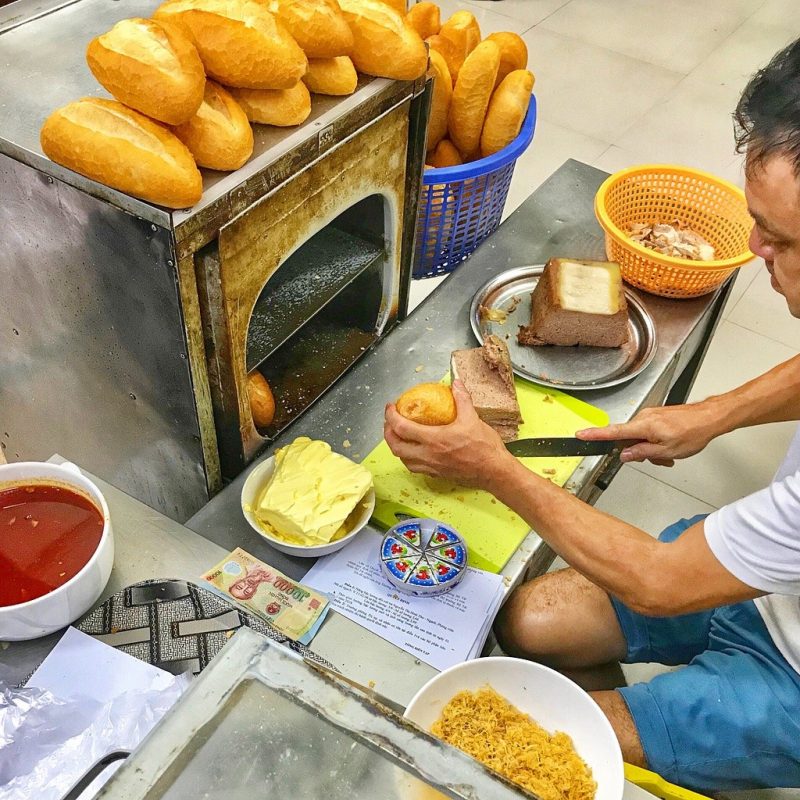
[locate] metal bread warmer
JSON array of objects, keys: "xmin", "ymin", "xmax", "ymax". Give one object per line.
[
  {"xmin": 86, "ymin": 628, "xmax": 535, "ymax": 800},
  {"xmin": 0, "ymin": 0, "xmax": 430, "ymax": 520}
]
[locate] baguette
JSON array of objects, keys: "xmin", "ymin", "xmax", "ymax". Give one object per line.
[
  {"xmin": 86, "ymin": 18, "xmax": 205, "ymax": 125},
  {"xmin": 40, "ymin": 97, "xmax": 202, "ymax": 208},
  {"xmin": 267, "ymin": 0, "xmax": 353, "ymax": 58},
  {"xmin": 247, "ymin": 371, "xmax": 276, "ymax": 428},
  {"xmin": 405, "ymin": 1, "xmax": 439, "ymax": 39},
  {"xmin": 439, "ymin": 10, "xmax": 480, "ymax": 65},
  {"xmin": 153, "ymin": 0, "xmax": 307, "ymax": 89},
  {"xmin": 486, "ymin": 31, "xmax": 528, "ymax": 87},
  {"xmin": 173, "ymin": 80, "xmax": 254, "ymax": 170},
  {"xmin": 480, "ymin": 69, "xmax": 533, "ymax": 157},
  {"xmin": 448, "ymin": 39, "xmax": 500, "ymax": 158},
  {"xmin": 338, "ymin": 0, "xmax": 427, "ymax": 80},
  {"xmin": 428, "ymin": 138, "xmax": 461, "ymax": 168},
  {"xmin": 230, "ymin": 81, "xmax": 312, "ymax": 125},
  {"xmin": 426, "ymin": 47, "xmax": 451, "ymax": 150},
  {"xmin": 303, "ymin": 56, "xmax": 358, "ymax": 95},
  {"xmin": 425, "ymin": 33, "xmax": 463, "ymax": 83},
  {"xmin": 378, "ymin": 0, "xmax": 406, "ymax": 13}
]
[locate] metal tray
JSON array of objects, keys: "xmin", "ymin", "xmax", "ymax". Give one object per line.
[{"xmin": 470, "ymin": 265, "xmax": 657, "ymax": 390}]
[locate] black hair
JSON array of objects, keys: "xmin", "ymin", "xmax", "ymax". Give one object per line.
[{"xmin": 734, "ymin": 37, "xmax": 800, "ymax": 176}]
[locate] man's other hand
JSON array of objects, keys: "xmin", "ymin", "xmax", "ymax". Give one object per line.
[{"xmin": 576, "ymin": 403, "xmax": 720, "ymax": 466}]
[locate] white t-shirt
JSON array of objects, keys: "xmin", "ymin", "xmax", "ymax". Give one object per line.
[{"xmin": 705, "ymin": 425, "xmax": 800, "ymax": 674}]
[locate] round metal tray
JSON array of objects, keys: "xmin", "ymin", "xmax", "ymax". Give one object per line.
[{"xmin": 470, "ymin": 265, "xmax": 658, "ymax": 390}]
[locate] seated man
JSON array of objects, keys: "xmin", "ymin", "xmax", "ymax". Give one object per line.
[{"xmin": 384, "ymin": 39, "xmax": 800, "ymax": 793}]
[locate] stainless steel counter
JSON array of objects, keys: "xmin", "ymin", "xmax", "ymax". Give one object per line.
[
  {"xmin": 186, "ymin": 158, "xmax": 732, "ymax": 623},
  {"xmin": 2, "ymin": 161, "xmax": 731, "ymax": 704},
  {"xmin": 1, "ymin": 161, "xmax": 731, "ymax": 800},
  {"xmin": 1, "ymin": 457, "xmax": 659, "ymax": 799}
]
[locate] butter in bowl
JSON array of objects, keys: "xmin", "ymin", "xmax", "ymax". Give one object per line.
[{"xmin": 241, "ymin": 437, "xmax": 375, "ymax": 557}]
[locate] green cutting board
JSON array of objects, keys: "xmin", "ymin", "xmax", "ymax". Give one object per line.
[{"xmin": 363, "ymin": 379, "xmax": 609, "ymax": 574}]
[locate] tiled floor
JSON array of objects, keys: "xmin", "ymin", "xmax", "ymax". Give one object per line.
[
  {"xmin": 409, "ymin": 0, "xmax": 798, "ymax": 303},
  {"xmin": 412, "ymin": 2, "xmax": 800, "ymax": 795}
]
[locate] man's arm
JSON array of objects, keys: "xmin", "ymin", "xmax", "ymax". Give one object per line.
[
  {"xmin": 579, "ymin": 353, "xmax": 800, "ymax": 465},
  {"xmin": 384, "ymin": 384, "xmax": 765, "ymax": 616},
  {"xmin": 487, "ymin": 457, "xmax": 764, "ymax": 616}
]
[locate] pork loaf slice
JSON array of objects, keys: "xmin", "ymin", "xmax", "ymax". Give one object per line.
[{"xmin": 451, "ymin": 335, "xmax": 522, "ymax": 441}]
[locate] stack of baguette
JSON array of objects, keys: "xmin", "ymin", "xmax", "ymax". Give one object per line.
[
  {"xmin": 406, "ymin": 3, "xmax": 535, "ymax": 166},
  {"xmin": 39, "ymin": 0, "xmax": 428, "ymax": 208}
]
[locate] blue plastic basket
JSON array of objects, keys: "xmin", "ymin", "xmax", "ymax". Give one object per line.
[{"xmin": 413, "ymin": 94, "xmax": 537, "ymax": 279}]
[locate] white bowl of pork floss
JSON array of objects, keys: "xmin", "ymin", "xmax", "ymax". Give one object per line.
[
  {"xmin": 405, "ymin": 657, "xmax": 624, "ymax": 800},
  {"xmin": 241, "ymin": 437, "xmax": 375, "ymax": 557}
]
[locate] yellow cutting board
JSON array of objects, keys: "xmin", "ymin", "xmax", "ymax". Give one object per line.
[{"xmin": 364, "ymin": 379, "xmax": 609, "ymax": 574}]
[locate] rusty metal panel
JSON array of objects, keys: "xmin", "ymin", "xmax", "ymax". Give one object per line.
[{"xmin": 203, "ymin": 103, "xmax": 410, "ymax": 473}]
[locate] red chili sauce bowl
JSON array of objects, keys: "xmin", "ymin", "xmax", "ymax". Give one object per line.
[
  {"xmin": 0, "ymin": 484, "xmax": 104, "ymax": 607},
  {"xmin": 0, "ymin": 462, "xmax": 114, "ymax": 641}
]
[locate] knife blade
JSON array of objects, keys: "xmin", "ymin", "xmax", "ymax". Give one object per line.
[{"xmin": 505, "ymin": 437, "xmax": 620, "ymax": 458}]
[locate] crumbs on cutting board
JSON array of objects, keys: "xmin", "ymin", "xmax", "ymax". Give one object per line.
[{"xmin": 542, "ymin": 395, "xmax": 554, "ymax": 403}]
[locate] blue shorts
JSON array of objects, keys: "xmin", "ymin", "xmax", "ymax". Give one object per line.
[{"xmin": 612, "ymin": 515, "xmax": 800, "ymax": 792}]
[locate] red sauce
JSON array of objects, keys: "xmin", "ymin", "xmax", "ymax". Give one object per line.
[{"xmin": 0, "ymin": 484, "xmax": 104, "ymax": 607}]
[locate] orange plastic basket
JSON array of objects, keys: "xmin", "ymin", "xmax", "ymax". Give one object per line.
[{"xmin": 594, "ymin": 164, "xmax": 754, "ymax": 298}]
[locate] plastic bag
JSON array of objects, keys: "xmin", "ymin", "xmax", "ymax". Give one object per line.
[{"xmin": 0, "ymin": 675, "xmax": 189, "ymax": 800}]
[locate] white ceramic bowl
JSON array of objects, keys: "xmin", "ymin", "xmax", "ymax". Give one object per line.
[
  {"xmin": 241, "ymin": 455, "xmax": 376, "ymax": 558},
  {"xmin": 0, "ymin": 461, "xmax": 114, "ymax": 641},
  {"xmin": 404, "ymin": 657, "xmax": 624, "ymax": 800}
]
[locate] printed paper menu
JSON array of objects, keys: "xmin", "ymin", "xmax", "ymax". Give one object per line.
[{"xmin": 303, "ymin": 533, "xmax": 505, "ymax": 671}]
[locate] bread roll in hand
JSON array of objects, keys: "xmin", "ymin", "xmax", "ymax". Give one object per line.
[
  {"xmin": 86, "ymin": 18, "xmax": 205, "ymax": 125},
  {"xmin": 396, "ymin": 383, "xmax": 456, "ymax": 426},
  {"xmin": 40, "ymin": 97, "xmax": 203, "ymax": 208}
]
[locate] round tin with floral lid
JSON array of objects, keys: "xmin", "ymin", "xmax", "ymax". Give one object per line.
[{"xmin": 379, "ymin": 518, "xmax": 467, "ymax": 596}]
